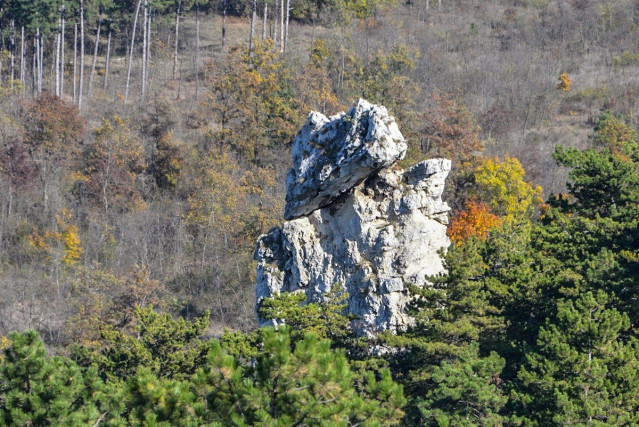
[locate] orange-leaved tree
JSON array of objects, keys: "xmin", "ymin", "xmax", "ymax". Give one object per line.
[{"xmin": 447, "ymin": 200, "xmax": 503, "ymax": 245}]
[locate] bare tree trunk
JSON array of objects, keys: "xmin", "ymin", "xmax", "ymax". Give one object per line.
[
  {"xmin": 88, "ymin": 16, "xmax": 102, "ymax": 98},
  {"xmin": 194, "ymin": 4, "xmax": 200, "ymax": 99},
  {"xmin": 142, "ymin": 0, "xmax": 149, "ymax": 99},
  {"xmin": 249, "ymin": 0, "xmax": 257, "ymax": 52},
  {"xmin": 273, "ymin": 0, "xmax": 278, "ymax": 43},
  {"xmin": 173, "ymin": 0, "xmax": 181, "ymax": 79},
  {"xmin": 146, "ymin": 6, "xmax": 151, "ymax": 92},
  {"xmin": 103, "ymin": 28, "xmax": 111, "ymax": 89},
  {"xmin": 55, "ymin": 33, "xmax": 60, "ymax": 96},
  {"xmin": 36, "ymin": 28, "xmax": 42, "ymax": 97},
  {"xmin": 222, "ymin": 0, "xmax": 227, "ymax": 51},
  {"xmin": 262, "ymin": 2, "xmax": 267, "ymax": 41},
  {"xmin": 73, "ymin": 23, "xmax": 77, "ymax": 104},
  {"xmin": 20, "ymin": 26, "xmax": 25, "ymax": 88},
  {"xmin": 280, "ymin": 0, "xmax": 284, "ymax": 52},
  {"xmin": 438, "ymin": 0, "xmax": 441, "ymax": 8},
  {"xmin": 41, "ymin": 37, "xmax": 45, "ymax": 96},
  {"xmin": 32, "ymin": 35, "xmax": 36, "ymax": 98},
  {"xmin": 61, "ymin": 7, "xmax": 65, "ymax": 98},
  {"xmin": 284, "ymin": 0, "xmax": 289, "ymax": 52},
  {"xmin": 142, "ymin": 0, "xmax": 148, "ymax": 99},
  {"xmin": 10, "ymin": 21, "xmax": 15, "ymax": 89},
  {"xmin": 55, "ymin": 9, "xmax": 63, "ymax": 96},
  {"xmin": 79, "ymin": 0, "xmax": 85, "ymax": 111},
  {"xmin": 40, "ymin": 35, "xmax": 44, "ymax": 96},
  {"xmin": 124, "ymin": 0, "xmax": 143, "ymax": 104}
]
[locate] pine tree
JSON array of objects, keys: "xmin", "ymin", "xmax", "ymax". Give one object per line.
[
  {"xmin": 72, "ymin": 305, "xmax": 210, "ymax": 381},
  {"xmin": 515, "ymin": 291, "xmax": 639, "ymax": 425},
  {"xmin": 258, "ymin": 283, "xmax": 354, "ymax": 347},
  {"xmin": 0, "ymin": 331, "xmax": 113, "ymax": 425},
  {"xmin": 416, "ymin": 344, "xmax": 507, "ymax": 426},
  {"xmin": 197, "ymin": 327, "xmax": 406, "ymax": 425}
]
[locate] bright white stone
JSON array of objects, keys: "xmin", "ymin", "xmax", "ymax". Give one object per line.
[
  {"xmin": 255, "ymin": 100, "xmax": 451, "ymax": 336},
  {"xmin": 284, "ymin": 99, "xmax": 407, "ymax": 220}
]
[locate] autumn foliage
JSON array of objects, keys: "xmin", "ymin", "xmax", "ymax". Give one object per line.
[
  {"xmin": 556, "ymin": 72, "xmax": 571, "ymax": 91},
  {"xmin": 447, "ymin": 200, "xmax": 503, "ymax": 245},
  {"xmin": 418, "ymin": 91, "xmax": 483, "ymax": 162},
  {"xmin": 473, "ymin": 156, "xmax": 544, "ymax": 223}
]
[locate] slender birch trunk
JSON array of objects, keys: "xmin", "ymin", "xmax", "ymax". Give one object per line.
[
  {"xmin": 103, "ymin": 28, "xmax": 111, "ymax": 89},
  {"xmin": 88, "ymin": 15, "xmax": 101, "ymax": 98},
  {"xmin": 194, "ymin": 4, "xmax": 200, "ymax": 99},
  {"xmin": 280, "ymin": 0, "xmax": 284, "ymax": 52},
  {"xmin": 273, "ymin": 0, "xmax": 278, "ymax": 42},
  {"xmin": 262, "ymin": 2, "xmax": 267, "ymax": 41},
  {"xmin": 249, "ymin": 0, "xmax": 257, "ymax": 52},
  {"xmin": 78, "ymin": 0, "xmax": 85, "ymax": 110},
  {"xmin": 173, "ymin": 0, "xmax": 181, "ymax": 79},
  {"xmin": 10, "ymin": 20, "xmax": 15, "ymax": 89},
  {"xmin": 145, "ymin": 6, "xmax": 151, "ymax": 94},
  {"xmin": 124, "ymin": 0, "xmax": 143, "ymax": 104},
  {"xmin": 61, "ymin": 6, "xmax": 65, "ymax": 98},
  {"xmin": 284, "ymin": 0, "xmax": 289, "ymax": 52},
  {"xmin": 55, "ymin": 10, "xmax": 62, "ymax": 96},
  {"xmin": 73, "ymin": 22, "xmax": 77, "ymax": 104},
  {"xmin": 222, "ymin": 0, "xmax": 226, "ymax": 51},
  {"xmin": 36, "ymin": 28, "xmax": 42, "ymax": 97},
  {"xmin": 39, "ymin": 34, "xmax": 43, "ymax": 96},
  {"xmin": 141, "ymin": 0, "xmax": 147, "ymax": 98},
  {"xmin": 20, "ymin": 26, "xmax": 25, "ymax": 88},
  {"xmin": 32, "ymin": 35, "xmax": 36, "ymax": 98},
  {"xmin": 55, "ymin": 33, "xmax": 60, "ymax": 96}
]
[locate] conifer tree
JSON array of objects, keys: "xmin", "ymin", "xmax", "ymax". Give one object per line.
[
  {"xmin": 258, "ymin": 283, "xmax": 354, "ymax": 347},
  {"xmin": 197, "ymin": 327, "xmax": 406, "ymax": 425},
  {"xmin": 72, "ymin": 305, "xmax": 210, "ymax": 381},
  {"xmin": 0, "ymin": 331, "xmax": 113, "ymax": 425},
  {"xmin": 515, "ymin": 291, "xmax": 639, "ymax": 425}
]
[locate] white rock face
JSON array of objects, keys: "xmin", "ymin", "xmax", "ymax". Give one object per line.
[
  {"xmin": 255, "ymin": 100, "xmax": 451, "ymax": 336},
  {"xmin": 284, "ymin": 99, "xmax": 407, "ymax": 220}
]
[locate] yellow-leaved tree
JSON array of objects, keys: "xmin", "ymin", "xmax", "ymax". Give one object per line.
[
  {"xmin": 28, "ymin": 209, "xmax": 82, "ymax": 297},
  {"xmin": 556, "ymin": 72, "xmax": 571, "ymax": 91},
  {"xmin": 472, "ymin": 156, "xmax": 543, "ymax": 224},
  {"xmin": 29, "ymin": 209, "xmax": 82, "ymax": 266}
]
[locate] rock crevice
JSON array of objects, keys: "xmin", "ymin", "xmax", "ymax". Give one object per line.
[{"xmin": 255, "ymin": 99, "xmax": 451, "ymax": 336}]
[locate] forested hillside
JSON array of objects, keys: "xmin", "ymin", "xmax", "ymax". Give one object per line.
[{"xmin": 1, "ymin": 0, "xmax": 639, "ymax": 424}]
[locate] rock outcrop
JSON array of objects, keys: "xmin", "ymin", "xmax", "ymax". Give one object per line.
[{"xmin": 255, "ymin": 99, "xmax": 451, "ymax": 336}]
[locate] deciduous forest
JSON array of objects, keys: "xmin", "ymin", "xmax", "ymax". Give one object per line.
[{"xmin": 1, "ymin": 0, "xmax": 639, "ymax": 424}]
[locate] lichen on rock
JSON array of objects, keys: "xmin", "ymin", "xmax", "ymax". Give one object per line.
[{"xmin": 255, "ymin": 99, "xmax": 451, "ymax": 336}]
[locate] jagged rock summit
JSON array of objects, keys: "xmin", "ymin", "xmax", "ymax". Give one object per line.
[
  {"xmin": 255, "ymin": 100, "xmax": 451, "ymax": 336},
  {"xmin": 285, "ymin": 99, "xmax": 407, "ymax": 220}
]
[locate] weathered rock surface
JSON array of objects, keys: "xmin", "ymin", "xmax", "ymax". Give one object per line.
[
  {"xmin": 255, "ymin": 100, "xmax": 451, "ymax": 336},
  {"xmin": 284, "ymin": 99, "xmax": 407, "ymax": 220}
]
